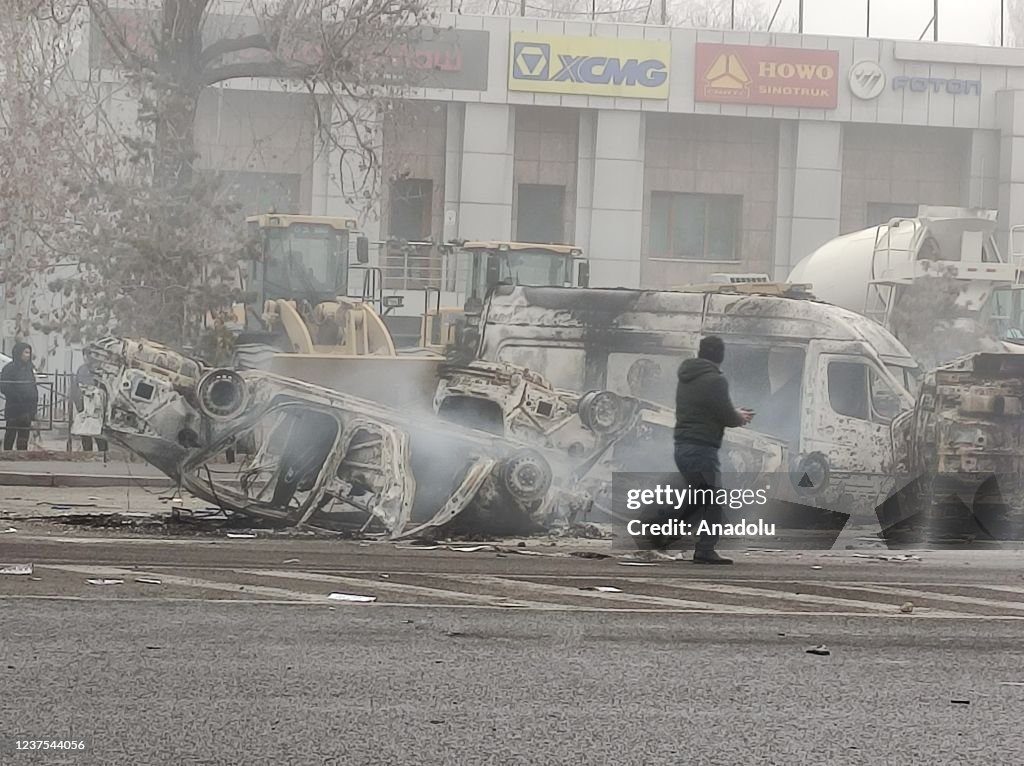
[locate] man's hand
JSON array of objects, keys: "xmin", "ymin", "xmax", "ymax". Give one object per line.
[{"xmin": 737, "ymin": 407, "xmax": 755, "ymax": 425}]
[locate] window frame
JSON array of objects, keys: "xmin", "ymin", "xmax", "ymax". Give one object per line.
[{"xmin": 648, "ymin": 191, "xmax": 742, "ymax": 262}]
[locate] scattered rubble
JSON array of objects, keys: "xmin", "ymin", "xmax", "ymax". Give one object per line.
[
  {"xmin": 328, "ymin": 593, "xmax": 376, "ymax": 603},
  {"xmin": 0, "ymin": 564, "xmax": 33, "ymax": 576}
]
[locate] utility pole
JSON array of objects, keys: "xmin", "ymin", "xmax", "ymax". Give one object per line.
[
  {"xmin": 1002, "ymin": 0, "xmax": 1006, "ymax": 46},
  {"xmin": 661, "ymin": 0, "xmax": 667, "ymax": 25},
  {"xmin": 866, "ymin": 0, "xmax": 871, "ymax": 37},
  {"xmin": 798, "ymin": 0, "xmax": 804, "ymax": 34},
  {"xmin": 933, "ymin": 0, "xmax": 939, "ymax": 41},
  {"xmin": 731, "ymin": 0, "xmax": 735, "ymax": 29},
  {"xmin": 520, "ymin": 0, "xmax": 525, "ymax": 16}
]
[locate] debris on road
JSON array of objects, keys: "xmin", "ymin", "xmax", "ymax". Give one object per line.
[
  {"xmin": 226, "ymin": 533, "xmax": 257, "ymax": 539},
  {"xmin": 618, "ymin": 562, "xmax": 659, "ymax": 567},
  {"xmin": 851, "ymin": 553, "xmax": 922, "ymax": 563},
  {"xmin": 282, "ymin": 559, "xmax": 300, "ymax": 564},
  {"xmin": 900, "ymin": 602, "xmax": 915, "ymax": 614},
  {"xmin": 1, "ymin": 527, "xmax": 16, "ymax": 534},
  {"xmin": 327, "ymin": 593, "xmax": 377, "ymax": 603},
  {"xmin": 951, "ymin": 699, "xmax": 971, "ymax": 705},
  {"xmin": 806, "ymin": 645, "xmax": 831, "ymax": 656},
  {"xmin": 580, "ymin": 586, "xmax": 622, "ymax": 593},
  {"xmin": 0, "ymin": 564, "xmax": 33, "ymax": 576},
  {"xmin": 135, "ymin": 577, "xmax": 163, "ymax": 585},
  {"xmin": 86, "ymin": 578, "xmax": 124, "ymax": 585},
  {"xmin": 810, "ymin": 565, "xmax": 823, "ymax": 570}
]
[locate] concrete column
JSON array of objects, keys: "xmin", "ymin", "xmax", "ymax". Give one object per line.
[
  {"xmin": 965, "ymin": 129, "xmax": 999, "ymax": 211},
  {"xmin": 587, "ymin": 110, "xmax": 645, "ymax": 288},
  {"xmin": 443, "ymin": 102, "xmax": 465, "ymax": 242},
  {"xmin": 773, "ymin": 122, "xmax": 797, "ymax": 281},
  {"xmin": 457, "ymin": 103, "xmax": 515, "ymax": 241},
  {"xmin": 310, "ymin": 100, "xmax": 382, "ymax": 243},
  {"xmin": 573, "ymin": 111, "xmax": 597, "ymax": 256},
  {"xmin": 997, "ymin": 91, "xmax": 1024, "ymax": 260},
  {"xmin": 776, "ymin": 121, "xmax": 844, "ymax": 279}
]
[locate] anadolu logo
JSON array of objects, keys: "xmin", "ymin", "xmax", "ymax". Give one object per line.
[
  {"xmin": 703, "ymin": 53, "xmax": 751, "ymax": 95},
  {"xmin": 512, "ymin": 41, "xmax": 667, "ymax": 88}
]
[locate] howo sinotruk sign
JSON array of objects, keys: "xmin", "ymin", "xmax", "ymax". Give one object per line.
[{"xmin": 695, "ymin": 42, "xmax": 839, "ymax": 109}]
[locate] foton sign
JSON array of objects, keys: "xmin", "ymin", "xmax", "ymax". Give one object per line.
[{"xmin": 695, "ymin": 43, "xmax": 839, "ymax": 109}]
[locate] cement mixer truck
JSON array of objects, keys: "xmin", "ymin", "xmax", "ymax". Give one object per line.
[{"xmin": 787, "ymin": 207, "xmax": 1024, "ymax": 367}]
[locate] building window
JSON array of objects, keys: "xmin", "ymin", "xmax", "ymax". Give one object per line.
[
  {"xmin": 866, "ymin": 202, "xmax": 919, "ymax": 227},
  {"xmin": 385, "ymin": 179, "xmax": 438, "ymax": 290},
  {"xmin": 650, "ymin": 192, "xmax": 741, "ymax": 261},
  {"xmin": 388, "ymin": 179, "xmax": 433, "ymax": 240},
  {"xmin": 516, "ymin": 184, "xmax": 566, "ymax": 244}
]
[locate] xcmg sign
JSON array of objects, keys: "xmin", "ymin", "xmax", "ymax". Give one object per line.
[{"xmin": 509, "ymin": 33, "xmax": 670, "ymax": 99}]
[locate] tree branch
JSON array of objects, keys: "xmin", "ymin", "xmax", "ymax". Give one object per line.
[
  {"xmin": 199, "ymin": 32, "xmax": 276, "ymax": 66},
  {"xmin": 200, "ymin": 60, "xmax": 315, "ymax": 87}
]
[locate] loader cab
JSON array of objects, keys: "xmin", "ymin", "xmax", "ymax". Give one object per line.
[
  {"xmin": 243, "ymin": 215, "xmax": 370, "ymax": 316},
  {"xmin": 446, "ymin": 241, "xmax": 588, "ymax": 304},
  {"xmin": 423, "ymin": 241, "xmax": 589, "ymax": 353}
]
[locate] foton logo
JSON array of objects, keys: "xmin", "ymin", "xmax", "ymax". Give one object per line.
[
  {"xmin": 695, "ymin": 43, "xmax": 839, "ymax": 109},
  {"xmin": 758, "ymin": 61, "xmax": 836, "ymax": 81},
  {"xmin": 509, "ymin": 33, "xmax": 670, "ymax": 99}
]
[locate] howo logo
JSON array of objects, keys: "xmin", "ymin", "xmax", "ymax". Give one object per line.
[{"xmin": 512, "ymin": 42, "xmax": 667, "ymax": 88}]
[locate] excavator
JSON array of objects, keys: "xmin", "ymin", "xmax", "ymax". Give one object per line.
[{"xmin": 229, "ymin": 213, "xmax": 590, "ymax": 408}]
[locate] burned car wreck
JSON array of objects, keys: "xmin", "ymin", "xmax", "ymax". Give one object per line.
[{"xmin": 78, "ymin": 338, "xmax": 567, "ymax": 539}]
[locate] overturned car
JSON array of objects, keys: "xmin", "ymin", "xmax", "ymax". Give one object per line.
[{"xmin": 77, "ymin": 338, "xmax": 567, "ymax": 538}]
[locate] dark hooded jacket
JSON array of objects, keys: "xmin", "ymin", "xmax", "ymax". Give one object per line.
[
  {"xmin": 1, "ymin": 342, "xmax": 38, "ymax": 419},
  {"xmin": 674, "ymin": 357, "xmax": 745, "ymax": 448}
]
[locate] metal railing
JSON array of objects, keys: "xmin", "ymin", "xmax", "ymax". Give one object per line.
[
  {"xmin": 381, "ymin": 242, "xmax": 442, "ymax": 291},
  {"xmin": 0, "ymin": 371, "xmax": 75, "ymax": 432}
]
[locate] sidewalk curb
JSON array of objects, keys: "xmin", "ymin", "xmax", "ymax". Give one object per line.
[{"xmin": 0, "ymin": 471, "xmax": 171, "ymax": 488}]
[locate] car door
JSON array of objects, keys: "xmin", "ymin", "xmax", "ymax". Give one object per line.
[{"xmin": 799, "ymin": 340, "xmax": 913, "ymax": 508}]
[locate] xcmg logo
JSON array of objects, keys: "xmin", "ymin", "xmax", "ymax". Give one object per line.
[
  {"xmin": 512, "ymin": 42, "xmax": 667, "ymax": 87},
  {"xmin": 508, "ymin": 34, "xmax": 671, "ymax": 99}
]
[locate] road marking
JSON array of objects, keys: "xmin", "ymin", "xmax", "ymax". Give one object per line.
[
  {"xmin": 829, "ymin": 583, "xmax": 1024, "ymax": 613},
  {"xmin": 440, "ymin": 574, "xmax": 779, "ymax": 614},
  {"xmin": 233, "ymin": 569, "xmax": 572, "ymax": 610},
  {"xmin": 639, "ymin": 579, "xmax": 965, "ymax": 617},
  {"xmin": 38, "ymin": 565, "xmax": 330, "ymax": 603}
]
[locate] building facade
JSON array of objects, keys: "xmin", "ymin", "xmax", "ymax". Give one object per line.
[{"xmin": 80, "ymin": 14, "xmax": 1024, "ymax": 309}]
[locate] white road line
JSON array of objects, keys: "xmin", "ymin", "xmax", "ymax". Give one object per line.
[
  {"xmin": 440, "ymin": 574, "xmax": 780, "ymax": 614},
  {"xmin": 39, "ymin": 565, "xmax": 328, "ymax": 603},
  {"xmin": 830, "ymin": 582, "xmax": 1024, "ymax": 613},
  {"xmin": 233, "ymin": 569, "xmax": 572, "ymax": 610},
  {"xmin": 638, "ymin": 579, "xmax": 965, "ymax": 617}
]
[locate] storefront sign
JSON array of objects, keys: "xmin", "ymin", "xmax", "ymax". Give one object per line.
[
  {"xmin": 90, "ymin": 11, "xmax": 490, "ymax": 91},
  {"xmin": 695, "ymin": 43, "xmax": 839, "ymax": 109},
  {"xmin": 892, "ymin": 76, "xmax": 981, "ymax": 96},
  {"xmin": 848, "ymin": 60, "xmax": 886, "ymax": 100},
  {"xmin": 509, "ymin": 33, "xmax": 670, "ymax": 99}
]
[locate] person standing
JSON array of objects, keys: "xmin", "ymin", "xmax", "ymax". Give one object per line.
[
  {"xmin": 673, "ymin": 336, "xmax": 754, "ymax": 565},
  {"xmin": 1, "ymin": 342, "xmax": 39, "ymax": 451},
  {"xmin": 70, "ymin": 361, "xmax": 108, "ymax": 453}
]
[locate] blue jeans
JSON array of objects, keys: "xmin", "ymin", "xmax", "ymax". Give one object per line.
[{"xmin": 673, "ymin": 442, "xmax": 724, "ymax": 553}]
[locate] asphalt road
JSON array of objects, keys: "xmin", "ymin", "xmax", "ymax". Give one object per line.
[{"xmin": 3, "ymin": 515, "xmax": 1024, "ymax": 764}]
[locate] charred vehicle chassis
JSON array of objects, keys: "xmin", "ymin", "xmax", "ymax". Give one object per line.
[{"xmin": 80, "ymin": 338, "xmax": 563, "ymax": 538}]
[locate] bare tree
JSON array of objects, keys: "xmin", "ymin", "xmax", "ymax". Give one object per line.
[
  {"xmin": 442, "ymin": 0, "xmax": 791, "ymax": 30},
  {"xmin": 3, "ymin": 0, "xmax": 434, "ymax": 351}
]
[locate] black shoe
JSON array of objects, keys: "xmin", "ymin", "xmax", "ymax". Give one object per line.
[{"xmin": 693, "ymin": 550, "xmax": 733, "ymax": 565}]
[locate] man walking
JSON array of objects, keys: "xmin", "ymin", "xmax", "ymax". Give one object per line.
[
  {"xmin": 1, "ymin": 342, "xmax": 39, "ymax": 451},
  {"xmin": 673, "ymin": 335, "xmax": 753, "ymax": 564}
]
